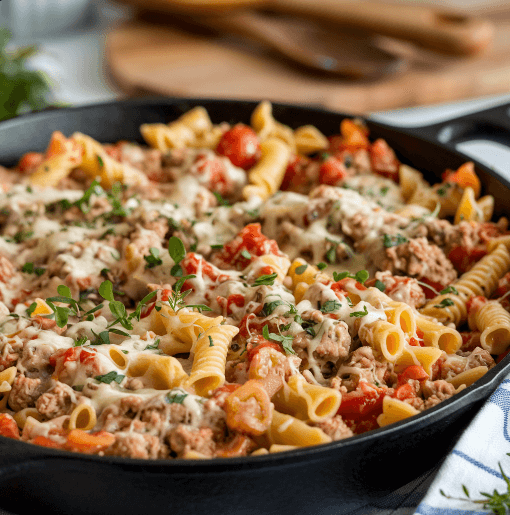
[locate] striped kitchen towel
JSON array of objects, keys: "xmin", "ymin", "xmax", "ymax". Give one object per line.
[{"xmin": 415, "ymin": 377, "xmax": 510, "ymax": 515}]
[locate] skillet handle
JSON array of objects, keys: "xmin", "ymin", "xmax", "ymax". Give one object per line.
[{"xmin": 405, "ymin": 102, "xmax": 510, "ymax": 149}]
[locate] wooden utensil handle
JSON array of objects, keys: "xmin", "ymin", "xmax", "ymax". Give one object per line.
[{"xmin": 272, "ymin": 0, "xmax": 493, "ymax": 56}]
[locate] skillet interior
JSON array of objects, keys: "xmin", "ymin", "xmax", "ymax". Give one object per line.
[{"xmin": 0, "ymin": 98, "xmax": 509, "ymax": 515}]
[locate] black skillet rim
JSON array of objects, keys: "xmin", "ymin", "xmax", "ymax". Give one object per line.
[{"xmin": 0, "ymin": 96, "xmax": 509, "ymax": 471}]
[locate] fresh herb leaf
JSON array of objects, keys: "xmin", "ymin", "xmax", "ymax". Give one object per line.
[
  {"xmin": 21, "ymin": 262, "xmax": 33, "ymax": 273},
  {"xmin": 27, "ymin": 302, "xmax": 37, "ymax": 317},
  {"xmin": 95, "ymin": 371, "xmax": 125, "ymax": 384},
  {"xmin": 144, "ymin": 247, "xmax": 163, "ymax": 269},
  {"xmin": 74, "ymin": 336, "xmax": 88, "ymax": 347},
  {"xmin": 96, "ymin": 155, "xmax": 104, "ymax": 168},
  {"xmin": 252, "ymin": 273, "xmax": 278, "ymax": 287},
  {"xmin": 380, "ymin": 186, "xmax": 389, "ymax": 196},
  {"xmin": 326, "ymin": 242, "xmax": 337, "ymax": 264},
  {"xmin": 241, "ymin": 250, "xmax": 252, "ymax": 260},
  {"xmin": 434, "ymin": 298, "xmax": 455, "ymax": 308},
  {"xmin": 440, "ymin": 285, "xmax": 459, "ymax": 295},
  {"xmin": 355, "ymin": 270, "xmax": 369, "ymax": 285},
  {"xmin": 170, "ymin": 264, "xmax": 183, "ymax": 277},
  {"xmin": 208, "ymin": 336, "xmax": 214, "ymax": 347},
  {"xmin": 320, "ymin": 300, "xmax": 341, "ymax": 313},
  {"xmin": 210, "ymin": 244, "xmax": 224, "ymax": 250},
  {"xmin": 99, "ymin": 280, "xmax": 115, "ymax": 302},
  {"xmin": 57, "ymin": 285, "xmax": 72, "ymax": 299},
  {"xmin": 13, "ymin": 230, "xmax": 34, "ymax": 243},
  {"xmin": 145, "ymin": 338, "xmax": 160, "ymax": 351},
  {"xmin": 90, "ymin": 330, "xmax": 111, "ymax": 346},
  {"xmin": 374, "ymin": 279, "xmax": 386, "ymax": 292},
  {"xmin": 168, "ymin": 236, "xmax": 186, "ymax": 265},
  {"xmin": 166, "ymin": 391, "xmax": 188, "ymax": 404},
  {"xmin": 213, "ymin": 192, "xmax": 231, "ymax": 207},
  {"xmin": 261, "ymin": 300, "xmax": 285, "ymax": 317},
  {"xmin": 350, "ymin": 305, "xmax": 368, "ymax": 318},
  {"xmin": 262, "ymin": 325, "xmax": 296, "ymax": 354},
  {"xmin": 316, "ymin": 262, "xmax": 327, "ymax": 271},
  {"xmin": 382, "ymin": 233, "xmax": 408, "ymax": 248},
  {"xmin": 295, "ymin": 264, "xmax": 308, "ymax": 275}
]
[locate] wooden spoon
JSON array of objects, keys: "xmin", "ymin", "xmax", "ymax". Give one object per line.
[
  {"xmin": 171, "ymin": 11, "xmax": 407, "ymax": 79},
  {"xmin": 115, "ymin": 0, "xmax": 494, "ymax": 56}
]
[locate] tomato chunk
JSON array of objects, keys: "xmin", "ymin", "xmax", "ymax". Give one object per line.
[
  {"xmin": 0, "ymin": 414, "xmax": 20, "ymax": 439},
  {"xmin": 216, "ymin": 124, "xmax": 260, "ymax": 170}
]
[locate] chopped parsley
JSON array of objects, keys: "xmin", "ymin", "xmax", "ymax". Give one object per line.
[
  {"xmin": 350, "ymin": 305, "xmax": 368, "ymax": 318},
  {"xmin": 73, "ymin": 336, "xmax": 88, "ymax": 347},
  {"xmin": 252, "ymin": 273, "xmax": 278, "ymax": 287},
  {"xmin": 295, "ymin": 264, "xmax": 308, "ymax": 275},
  {"xmin": 316, "ymin": 262, "xmax": 327, "ymax": 271},
  {"xmin": 434, "ymin": 298, "xmax": 455, "ymax": 308},
  {"xmin": 241, "ymin": 250, "xmax": 252, "ymax": 260},
  {"xmin": 95, "ymin": 371, "xmax": 125, "ymax": 384},
  {"xmin": 382, "ymin": 233, "xmax": 408, "ymax": 248},
  {"xmin": 145, "ymin": 338, "xmax": 160, "ymax": 351},
  {"xmin": 21, "ymin": 262, "xmax": 45, "ymax": 276},
  {"xmin": 166, "ymin": 391, "xmax": 188, "ymax": 404},
  {"xmin": 144, "ymin": 247, "xmax": 163, "ymax": 269},
  {"xmin": 440, "ymin": 285, "xmax": 459, "ymax": 295},
  {"xmin": 320, "ymin": 300, "xmax": 341, "ymax": 313},
  {"xmin": 333, "ymin": 270, "xmax": 369, "ymax": 285},
  {"xmin": 208, "ymin": 336, "xmax": 214, "ymax": 347},
  {"xmin": 374, "ymin": 279, "xmax": 386, "ymax": 292},
  {"xmin": 260, "ymin": 300, "xmax": 285, "ymax": 317},
  {"xmin": 262, "ymin": 325, "xmax": 296, "ymax": 355}
]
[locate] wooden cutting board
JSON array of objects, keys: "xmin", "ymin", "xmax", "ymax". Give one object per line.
[{"xmin": 106, "ymin": 12, "xmax": 510, "ymax": 113}]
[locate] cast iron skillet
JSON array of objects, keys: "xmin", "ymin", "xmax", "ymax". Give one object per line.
[{"xmin": 0, "ymin": 98, "xmax": 509, "ymax": 515}]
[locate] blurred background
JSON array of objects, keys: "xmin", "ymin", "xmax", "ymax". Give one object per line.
[{"xmin": 1, "ymin": 0, "xmax": 510, "ymax": 169}]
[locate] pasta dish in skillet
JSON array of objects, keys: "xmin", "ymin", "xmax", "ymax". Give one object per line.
[{"xmin": 0, "ymin": 102, "xmax": 508, "ymax": 459}]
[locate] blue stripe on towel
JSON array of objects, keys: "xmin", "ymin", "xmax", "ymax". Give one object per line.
[
  {"xmin": 415, "ymin": 503, "xmax": 489, "ymax": 515},
  {"xmin": 451, "ymin": 450, "xmax": 503, "ymax": 479}
]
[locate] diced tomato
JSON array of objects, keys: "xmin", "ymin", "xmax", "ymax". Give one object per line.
[
  {"xmin": 397, "ymin": 365, "xmax": 428, "ymax": 386},
  {"xmin": 221, "ymin": 294, "xmax": 245, "ymax": 315},
  {"xmin": 214, "ymin": 224, "xmax": 280, "ymax": 270},
  {"xmin": 216, "ymin": 124, "xmax": 260, "ymax": 170},
  {"xmin": 17, "ymin": 152, "xmax": 44, "ymax": 173},
  {"xmin": 448, "ymin": 244, "xmax": 487, "ymax": 275},
  {"xmin": 370, "ymin": 139, "xmax": 399, "ymax": 181},
  {"xmin": 65, "ymin": 430, "xmax": 115, "ymax": 453},
  {"xmin": 494, "ymin": 272, "xmax": 510, "ymax": 298},
  {"xmin": 466, "ymin": 295, "xmax": 487, "ymax": 316},
  {"xmin": 460, "ymin": 331, "xmax": 481, "ymax": 352},
  {"xmin": 280, "ymin": 154, "xmax": 310, "ymax": 191},
  {"xmin": 392, "ymin": 383, "xmax": 416, "ymax": 401},
  {"xmin": 49, "ymin": 347, "xmax": 97, "ymax": 378},
  {"xmin": 247, "ymin": 336, "xmax": 283, "ymax": 362},
  {"xmin": 442, "ymin": 162, "xmax": 481, "ymax": 199},
  {"xmin": 237, "ymin": 310, "xmax": 264, "ymax": 340},
  {"xmin": 32, "ymin": 436, "xmax": 63, "ymax": 449},
  {"xmin": 337, "ymin": 382, "xmax": 387, "ymax": 417},
  {"xmin": 181, "ymin": 253, "xmax": 230, "ymax": 283},
  {"xmin": 0, "ymin": 414, "xmax": 20, "ymax": 439},
  {"xmin": 408, "ymin": 336, "xmax": 425, "ymax": 347},
  {"xmin": 318, "ymin": 156, "xmax": 349, "ymax": 186},
  {"xmin": 418, "ymin": 278, "xmax": 446, "ymax": 299}
]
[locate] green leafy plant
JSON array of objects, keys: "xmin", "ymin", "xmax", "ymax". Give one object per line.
[{"xmin": 0, "ymin": 29, "xmax": 52, "ymax": 121}]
